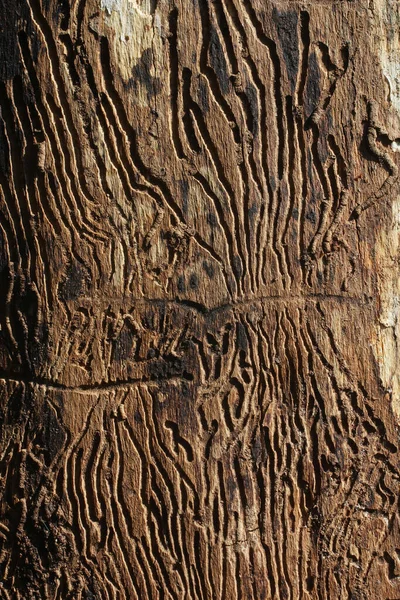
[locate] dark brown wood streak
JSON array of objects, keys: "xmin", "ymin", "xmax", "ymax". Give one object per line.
[{"xmin": 0, "ymin": 0, "xmax": 400, "ymax": 598}]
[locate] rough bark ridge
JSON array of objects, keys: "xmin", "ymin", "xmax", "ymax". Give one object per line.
[{"xmin": 0, "ymin": 0, "xmax": 400, "ymax": 598}]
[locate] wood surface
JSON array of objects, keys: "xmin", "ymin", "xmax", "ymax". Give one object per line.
[{"xmin": 0, "ymin": 0, "xmax": 400, "ymax": 598}]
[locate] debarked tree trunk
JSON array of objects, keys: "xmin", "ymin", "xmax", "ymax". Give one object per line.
[{"xmin": 0, "ymin": 0, "xmax": 400, "ymax": 598}]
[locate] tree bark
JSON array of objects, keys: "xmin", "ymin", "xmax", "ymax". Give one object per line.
[{"xmin": 1, "ymin": 0, "xmax": 400, "ymax": 598}]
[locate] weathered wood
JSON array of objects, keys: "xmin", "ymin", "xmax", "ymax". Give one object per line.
[{"xmin": 0, "ymin": 0, "xmax": 400, "ymax": 598}]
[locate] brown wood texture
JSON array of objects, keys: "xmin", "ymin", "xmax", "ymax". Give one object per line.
[{"xmin": 1, "ymin": 0, "xmax": 400, "ymax": 598}]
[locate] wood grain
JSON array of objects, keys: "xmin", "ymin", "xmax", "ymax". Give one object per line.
[{"xmin": 0, "ymin": 0, "xmax": 400, "ymax": 598}]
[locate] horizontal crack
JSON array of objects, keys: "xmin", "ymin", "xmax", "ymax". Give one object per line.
[
  {"xmin": 0, "ymin": 375, "xmax": 194, "ymax": 395},
  {"xmin": 175, "ymin": 293, "xmax": 372, "ymax": 314},
  {"xmin": 68, "ymin": 294, "xmax": 372, "ymax": 316}
]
